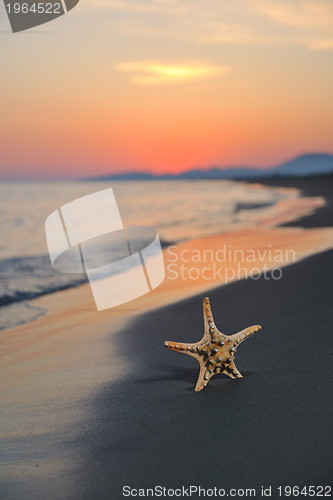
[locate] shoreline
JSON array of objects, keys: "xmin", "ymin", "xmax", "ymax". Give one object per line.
[
  {"xmin": 0, "ymin": 177, "xmax": 330, "ymax": 331},
  {"xmin": 245, "ymin": 173, "xmax": 333, "ymax": 228}
]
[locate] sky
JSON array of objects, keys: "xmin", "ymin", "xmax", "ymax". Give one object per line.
[{"xmin": 0, "ymin": 0, "xmax": 332, "ymax": 179}]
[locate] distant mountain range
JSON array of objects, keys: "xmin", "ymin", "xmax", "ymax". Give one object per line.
[{"xmin": 89, "ymin": 153, "xmax": 333, "ymax": 181}]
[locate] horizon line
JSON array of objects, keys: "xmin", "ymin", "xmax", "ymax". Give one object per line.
[{"xmin": 1, "ymin": 151, "xmax": 332, "ymax": 182}]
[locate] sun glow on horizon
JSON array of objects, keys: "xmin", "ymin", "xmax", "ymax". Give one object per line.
[{"xmin": 0, "ymin": 0, "xmax": 332, "ymax": 179}]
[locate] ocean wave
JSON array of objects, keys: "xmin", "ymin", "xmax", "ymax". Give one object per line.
[
  {"xmin": 0, "ymin": 180, "xmax": 290, "ymax": 330},
  {"xmin": 0, "ymin": 255, "xmax": 87, "ymax": 308},
  {"xmin": 0, "ymin": 241, "xmax": 170, "ymax": 329}
]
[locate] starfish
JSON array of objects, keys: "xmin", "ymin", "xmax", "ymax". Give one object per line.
[{"xmin": 164, "ymin": 297, "xmax": 262, "ymax": 392}]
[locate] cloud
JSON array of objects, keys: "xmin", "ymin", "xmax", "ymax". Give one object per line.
[
  {"xmin": 248, "ymin": 0, "xmax": 333, "ymax": 50},
  {"xmin": 115, "ymin": 60, "xmax": 229, "ymax": 85},
  {"xmin": 83, "ymin": 0, "xmax": 151, "ymax": 12},
  {"xmin": 82, "ymin": 0, "xmax": 188, "ymax": 15},
  {"xmin": 249, "ymin": 0, "xmax": 333, "ymax": 28},
  {"xmin": 83, "ymin": 0, "xmax": 333, "ymax": 51},
  {"xmin": 308, "ymin": 38, "xmax": 333, "ymax": 51}
]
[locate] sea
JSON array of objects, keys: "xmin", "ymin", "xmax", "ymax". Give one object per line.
[{"xmin": 0, "ymin": 180, "xmax": 295, "ymax": 330}]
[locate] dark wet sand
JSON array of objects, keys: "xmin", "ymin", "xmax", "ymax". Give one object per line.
[
  {"xmin": 73, "ymin": 176, "xmax": 333, "ymax": 498},
  {"xmin": 70, "ymin": 248, "xmax": 332, "ymax": 498},
  {"xmin": 247, "ymin": 174, "xmax": 333, "ymax": 228},
  {"xmin": 1, "ymin": 176, "xmax": 332, "ymax": 500}
]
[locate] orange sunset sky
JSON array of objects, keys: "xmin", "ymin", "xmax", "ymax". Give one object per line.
[{"xmin": 0, "ymin": 0, "xmax": 332, "ymax": 179}]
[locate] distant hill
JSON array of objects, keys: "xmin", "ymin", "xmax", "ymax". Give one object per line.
[
  {"xmin": 273, "ymin": 154, "xmax": 333, "ymax": 176},
  {"xmin": 89, "ymin": 153, "xmax": 333, "ymax": 181}
]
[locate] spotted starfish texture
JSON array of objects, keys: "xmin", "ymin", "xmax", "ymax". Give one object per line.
[{"xmin": 164, "ymin": 297, "xmax": 262, "ymax": 392}]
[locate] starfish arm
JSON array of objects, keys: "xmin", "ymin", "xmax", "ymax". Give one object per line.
[
  {"xmin": 222, "ymin": 360, "xmax": 243, "ymax": 379},
  {"xmin": 194, "ymin": 358, "xmax": 210, "ymax": 392},
  {"xmin": 202, "ymin": 297, "xmax": 220, "ymax": 342},
  {"xmin": 229, "ymin": 361, "xmax": 243, "ymax": 378},
  {"xmin": 164, "ymin": 341, "xmax": 213, "ymax": 391},
  {"xmin": 164, "ymin": 340, "xmax": 201, "ymax": 359},
  {"xmin": 231, "ymin": 325, "xmax": 262, "ymax": 345},
  {"xmin": 232, "ymin": 364, "xmax": 243, "ymax": 378}
]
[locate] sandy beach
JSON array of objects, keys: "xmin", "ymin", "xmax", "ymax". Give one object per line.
[
  {"xmin": 1, "ymin": 177, "xmax": 333, "ymax": 499},
  {"xmin": 2, "ymin": 0, "xmax": 333, "ymax": 496}
]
